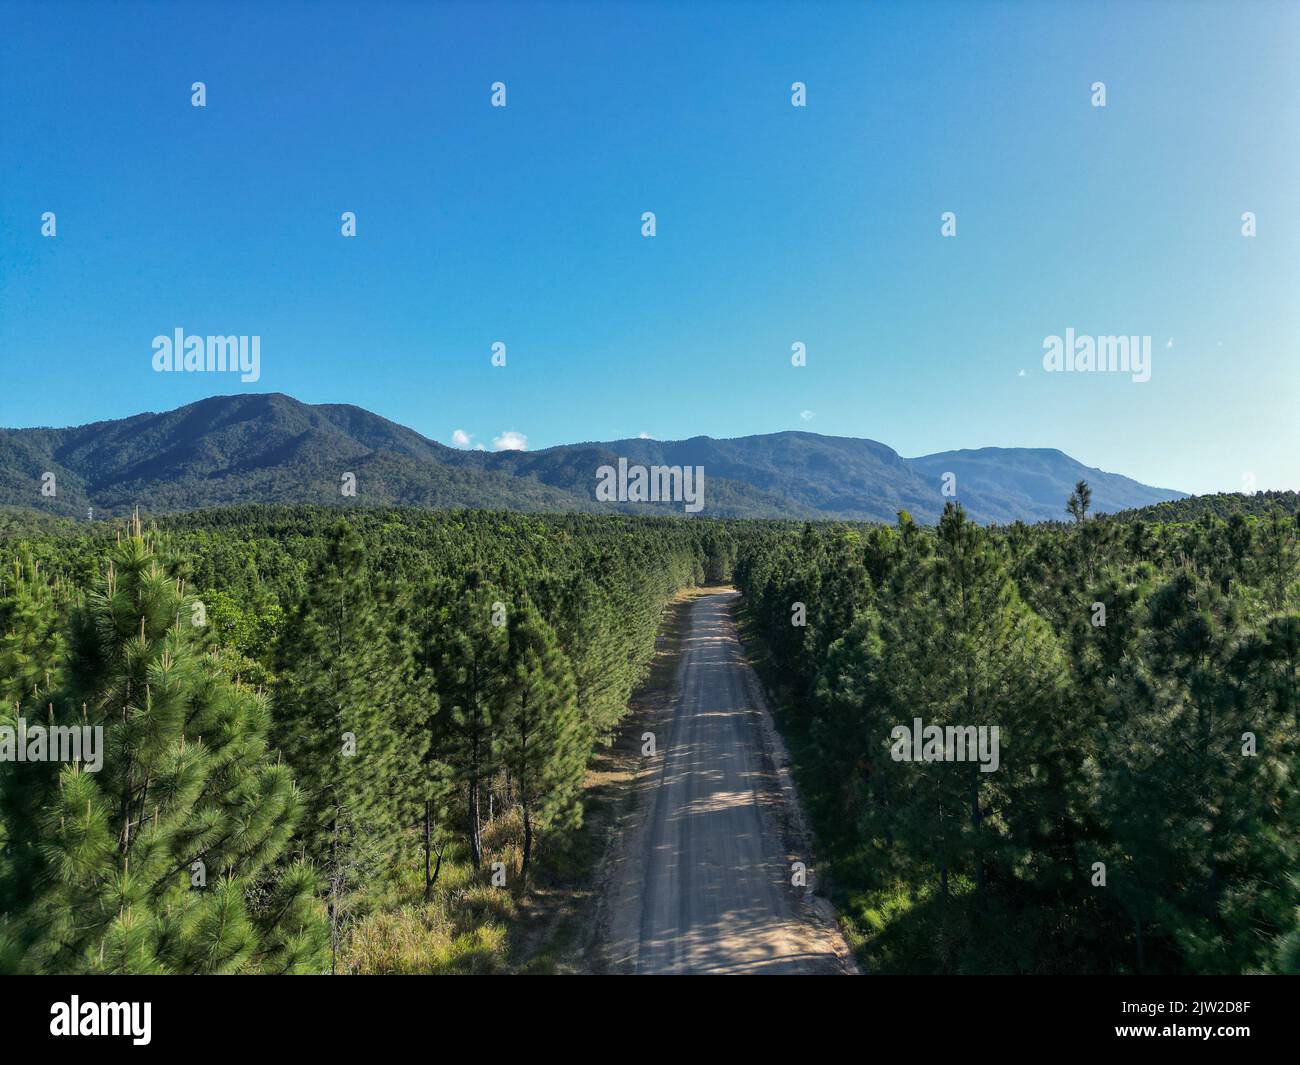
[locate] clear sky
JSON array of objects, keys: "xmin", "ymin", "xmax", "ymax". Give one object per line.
[{"xmin": 2, "ymin": 0, "xmax": 1296, "ymax": 495}]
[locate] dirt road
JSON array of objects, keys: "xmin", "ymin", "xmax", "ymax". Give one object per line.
[{"xmin": 597, "ymin": 591, "xmax": 853, "ymax": 975}]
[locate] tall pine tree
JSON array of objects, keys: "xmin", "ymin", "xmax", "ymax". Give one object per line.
[
  {"xmin": 273, "ymin": 521, "xmax": 428, "ymax": 971},
  {"xmin": 4, "ymin": 520, "xmax": 325, "ymax": 974},
  {"xmin": 0, "ymin": 548, "xmax": 68, "ymax": 955},
  {"xmin": 426, "ymin": 571, "xmax": 507, "ymax": 871},
  {"xmin": 503, "ymin": 603, "xmax": 588, "ymax": 884}
]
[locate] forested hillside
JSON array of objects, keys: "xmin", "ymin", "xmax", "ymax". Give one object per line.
[
  {"xmin": 2, "ymin": 392, "xmax": 1183, "ymax": 523},
  {"xmin": 1114, "ymin": 489, "xmax": 1300, "ymax": 524},
  {"xmin": 0, "ymin": 506, "xmax": 736, "ymax": 973},
  {"xmin": 734, "ymin": 493, "xmax": 1300, "ymax": 973}
]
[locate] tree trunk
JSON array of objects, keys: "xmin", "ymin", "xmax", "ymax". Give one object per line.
[
  {"xmin": 939, "ymin": 802, "xmax": 949, "ymax": 899},
  {"xmin": 329, "ymin": 815, "xmax": 340, "ymax": 976},
  {"xmin": 966, "ymin": 663, "xmax": 984, "ymax": 897},
  {"xmin": 521, "ymin": 802, "xmax": 533, "ymax": 885},
  {"xmin": 423, "ymin": 800, "xmax": 433, "ymax": 901},
  {"xmin": 468, "ymin": 777, "xmax": 482, "ymax": 870}
]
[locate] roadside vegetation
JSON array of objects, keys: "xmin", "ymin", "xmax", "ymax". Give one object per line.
[
  {"xmin": 1, "ymin": 492, "xmax": 1295, "ymax": 975},
  {"xmin": 0, "ymin": 507, "xmax": 736, "ymax": 973},
  {"xmin": 734, "ymin": 488, "xmax": 1300, "ymax": 974}
]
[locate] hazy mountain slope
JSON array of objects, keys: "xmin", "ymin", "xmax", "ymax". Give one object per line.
[
  {"xmin": 575, "ymin": 432, "xmax": 948, "ymax": 521},
  {"xmin": 0, "ymin": 394, "xmax": 1184, "ymax": 522},
  {"xmin": 548, "ymin": 432, "xmax": 1184, "ymax": 522},
  {"xmin": 907, "ymin": 447, "xmax": 1186, "ymax": 522}
]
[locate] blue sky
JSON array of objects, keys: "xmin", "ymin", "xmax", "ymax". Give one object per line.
[{"xmin": 2, "ymin": 0, "xmax": 1297, "ymax": 494}]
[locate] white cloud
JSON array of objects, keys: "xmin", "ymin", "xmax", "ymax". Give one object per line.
[
  {"xmin": 492, "ymin": 429, "xmax": 528, "ymax": 451},
  {"xmin": 638, "ymin": 431, "xmax": 652, "ymax": 439},
  {"xmin": 451, "ymin": 428, "xmax": 473, "ymax": 447},
  {"xmin": 799, "ymin": 409, "xmax": 815, "ymax": 421},
  {"xmin": 1166, "ymin": 337, "xmax": 1175, "ymax": 349}
]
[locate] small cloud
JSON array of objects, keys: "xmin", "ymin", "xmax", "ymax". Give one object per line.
[
  {"xmin": 492, "ymin": 429, "xmax": 528, "ymax": 451},
  {"xmin": 799, "ymin": 409, "xmax": 815, "ymax": 421},
  {"xmin": 1017, "ymin": 369, "xmax": 1027, "ymax": 377},
  {"xmin": 1166, "ymin": 337, "xmax": 1174, "ymax": 349},
  {"xmin": 451, "ymin": 428, "xmax": 473, "ymax": 447},
  {"xmin": 638, "ymin": 431, "xmax": 652, "ymax": 439},
  {"xmin": 473, "ymin": 443, "xmax": 487, "ymax": 451}
]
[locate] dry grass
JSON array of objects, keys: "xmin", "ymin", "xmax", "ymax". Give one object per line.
[
  {"xmin": 340, "ymin": 811, "xmax": 529, "ymax": 974},
  {"xmin": 341, "ymin": 901, "xmax": 510, "ymax": 975}
]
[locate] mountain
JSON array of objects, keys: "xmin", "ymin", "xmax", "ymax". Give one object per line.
[
  {"xmin": 0, "ymin": 393, "xmax": 1185, "ymax": 523},
  {"xmin": 906, "ymin": 447, "xmax": 1185, "ymax": 524}
]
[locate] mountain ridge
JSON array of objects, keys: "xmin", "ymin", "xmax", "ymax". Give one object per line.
[{"xmin": 0, "ymin": 393, "xmax": 1186, "ymax": 523}]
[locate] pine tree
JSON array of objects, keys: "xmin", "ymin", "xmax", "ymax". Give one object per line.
[
  {"xmin": 0, "ymin": 548, "xmax": 68, "ymax": 954},
  {"xmin": 1102, "ymin": 565, "xmax": 1296, "ymax": 972},
  {"xmin": 806, "ymin": 526, "xmax": 871, "ymax": 664},
  {"xmin": 1266, "ymin": 873, "xmax": 1300, "ymax": 974},
  {"xmin": 550, "ymin": 575, "xmax": 634, "ymax": 740},
  {"xmin": 1067, "ymin": 479, "xmax": 1092, "ymax": 523},
  {"xmin": 5, "ymin": 520, "xmax": 325, "ymax": 974},
  {"xmin": 375, "ymin": 573, "xmax": 440, "ymax": 882},
  {"xmin": 426, "ymin": 571, "xmax": 507, "ymax": 870},
  {"xmin": 700, "ymin": 526, "xmax": 737, "ymax": 584},
  {"xmin": 272, "ymin": 521, "xmax": 426, "ymax": 971},
  {"xmin": 0, "ymin": 547, "xmax": 65, "ymax": 706},
  {"xmin": 809, "ymin": 610, "xmax": 882, "ymax": 834},
  {"xmin": 390, "ymin": 574, "xmax": 450, "ymax": 900},
  {"xmin": 503, "ymin": 603, "xmax": 588, "ymax": 884},
  {"xmin": 868, "ymin": 505, "xmax": 1072, "ymax": 927},
  {"xmin": 1255, "ymin": 506, "xmax": 1299, "ymax": 613}
]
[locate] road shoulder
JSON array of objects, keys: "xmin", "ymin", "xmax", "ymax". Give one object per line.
[{"xmin": 732, "ymin": 597, "xmax": 860, "ymax": 975}]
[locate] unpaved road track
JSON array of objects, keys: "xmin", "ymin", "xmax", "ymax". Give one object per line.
[{"xmin": 598, "ymin": 591, "xmax": 853, "ymax": 974}]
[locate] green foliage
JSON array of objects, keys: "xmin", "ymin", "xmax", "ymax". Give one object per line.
[
  {"xmin": 0, "ymin": 522, "xmax": 327, "ymax": 973},
  {"xmin": 503, "ymin": 603, "xmax": 589, "ymax": 883},
  {"xmin": 0, "ymin": 546, "xmax": 65, "ymax": 705},
  {"xmin": 423, "ymin": 572, "xmax": 508, "ymax": 872},
  {"xmin": 734, "ymin": 499, "xmax": 1300, "ymax": 974},
  {"xmin": 7, "ymin": 489, "xmax": 1294, "ymax": 976},
  {"xmin": 272, "ymin": 522, "xmax": 433, "ymax": 969},
  {"xmin": 1, "ymin": 504, "xmax": 709, "ymax": 971},
  {"xmin": 0, "ymin": 548, "xmax": 68, "ymax": 922}
]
